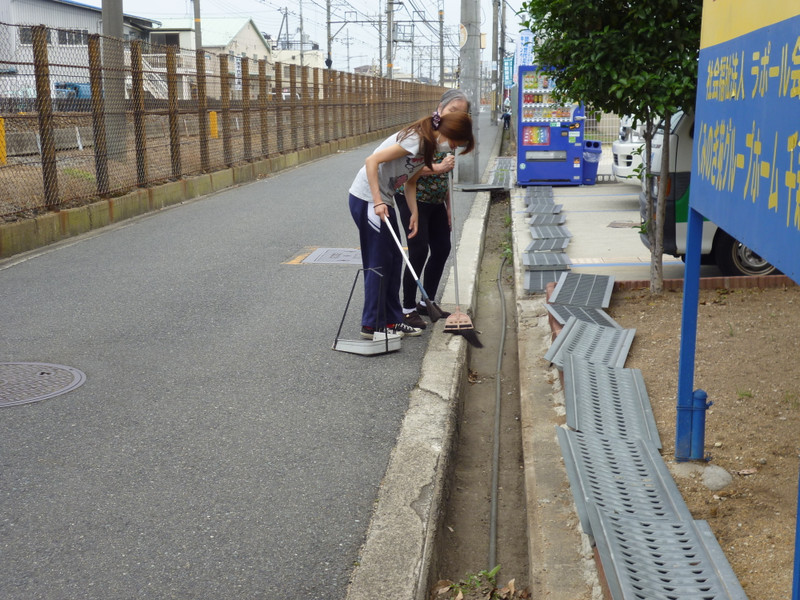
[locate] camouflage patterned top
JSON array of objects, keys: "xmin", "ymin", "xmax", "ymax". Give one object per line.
[{"xmin": 397, "ymin": 152, "xmax": 449, "ymax": 205}]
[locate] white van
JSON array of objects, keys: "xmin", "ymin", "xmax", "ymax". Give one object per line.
[{"xmin": 639, "ymin": 110, "xmax": 777, "ymax": 276}]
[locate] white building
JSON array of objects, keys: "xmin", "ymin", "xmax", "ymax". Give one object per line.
[{"xmin": 0, "ymin": 0, "xmax": 159, "ymax": 99}]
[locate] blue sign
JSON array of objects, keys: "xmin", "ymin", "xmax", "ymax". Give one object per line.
[
  {"xmin": 690, "ymin": 12, "xmax": 800, "ymax": 283},
  {"xmin": 503, "ymin": 56, "xmax": 515, "ymax": 89}
]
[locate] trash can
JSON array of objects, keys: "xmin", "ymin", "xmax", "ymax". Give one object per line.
[{"xmin": 582, "ymin": 140, "xmax": 602, "ymax": 185}]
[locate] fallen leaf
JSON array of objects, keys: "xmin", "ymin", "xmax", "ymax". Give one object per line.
[
  {"xmin": 432, "ymin": 580, "xmax": 453, "ymax": 596},
  {"xmin": 737, "ymin": 468, "xmax": 758, "ymax": 476}
]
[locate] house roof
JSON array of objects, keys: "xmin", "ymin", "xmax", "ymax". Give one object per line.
[
  {"xmin": 46, "ymin": 0, "xmax": 161, "ymax": 28},
  {"xmin": 156, "ymin": 17, "xmax": 270, "ymax": 51}
]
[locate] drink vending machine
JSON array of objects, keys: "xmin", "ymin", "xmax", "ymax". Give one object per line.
[{"xmin": 516, "ymin": 66, "xmax": 585, "ymax": 185}]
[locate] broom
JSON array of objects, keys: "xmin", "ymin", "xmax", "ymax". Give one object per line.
[{"xmin": 444, "ymin": 171, "xmax": 483, "ymax": 348}]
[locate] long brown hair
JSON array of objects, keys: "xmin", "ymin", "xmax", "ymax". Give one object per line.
[{"xmin": 397, "ymin": 111, "xmax": 475, "ymax": 168}]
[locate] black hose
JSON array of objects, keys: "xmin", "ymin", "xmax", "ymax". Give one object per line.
[{"xmin": 488, "ymin": 254, "xmax": 509, "ymax": 570}]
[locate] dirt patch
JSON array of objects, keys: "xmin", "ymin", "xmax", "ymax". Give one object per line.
[{"xmin": 607, "ymin": 284, "xmax": 800, "ymax": 600}]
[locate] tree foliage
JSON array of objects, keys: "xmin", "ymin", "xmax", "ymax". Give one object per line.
[{"xmin": 518, "ymin": 0, "xmax": 702, "ymax": 292}]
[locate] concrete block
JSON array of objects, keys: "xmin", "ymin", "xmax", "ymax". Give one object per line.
[
  {"xmin": 0, "ymin": 218, "xmax": 37, "ymax": 258},
  {"xmin": 298, "ymin": 148, "xmax": 311, "ymax": 164},
  {"xmin": 151, "ymin": 180, "xmax": 186, "ymax": 208},
  {"xmin": 87, "ymin": 201, "xmax": 110, "ymax": 230},
  {"xmin": 35, "ymin": 212, "xmax": 62, "ymax": 245},
  {"xmin": 284, "ymin": 152, "xmax": 299, "ymax": 168},
  {"xmin": 59, "ymin": 206, "xmax": 91, "ymax": 238},
  {"xmin": 109, "ymin": 189, "xmax": 149, "ymax": 222},
  {"xmin": 210, "ymin": 169, "xmax": 234, "ymax": 192},
  {"xmin": 253, "ymin": 159, "xmax": 270, "ymax": 179},
  {"xmin": 185, "ymin": 174, "xmax": 213, "ymax": 199},
  {"xmin": 271, "ymin": 155, "xmax": 286, "ymax": 173},
  {"xmin": 233, "ymin": 163, "xmax": 254, "ymax": 185}
]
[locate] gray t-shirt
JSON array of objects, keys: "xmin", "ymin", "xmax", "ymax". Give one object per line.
[{"xmin": 348, "ymin": 131, "xmax": 424, "ymax": 206}]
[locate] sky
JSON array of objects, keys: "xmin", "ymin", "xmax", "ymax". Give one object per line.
[{"xmin": 78, "ymin": 0, "xmax": 527, "ymax": 75}]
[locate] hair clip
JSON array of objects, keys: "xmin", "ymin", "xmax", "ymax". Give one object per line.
[{"xmin": 432, "ymin": 111, "xmax": 441, "ymax": 130}]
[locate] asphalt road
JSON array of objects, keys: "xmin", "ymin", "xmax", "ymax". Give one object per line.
[{"xmin": 0, "ymin": 110, "xmax": 497, "ymax": 599}]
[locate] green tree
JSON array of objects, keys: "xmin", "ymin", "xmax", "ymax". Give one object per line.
[{"xmin": 518, "ymin": 0, "xmax": 702, "ymax": 292}]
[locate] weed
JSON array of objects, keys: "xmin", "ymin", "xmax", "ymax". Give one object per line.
[
  {"xmin": 448, "ymin": 565, "xmax": 502, "ymax": 598},
  {"xmin": 728, "ymin": 323, "xmax": 735, "ymax": 337},
  {"xmin": 737, "ymin": 389, "xmax": 754, "ymax": 399},
  {"xmin": 62, "ymin": 168, "xmax": 96, "ymax": 182},
  {"xmin": 782, "ymin": 392, "xmax": 800, "ymax": 410}
]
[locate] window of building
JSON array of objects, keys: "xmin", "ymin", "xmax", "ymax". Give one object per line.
[
  {"xmin": 57, "ymin": 29, "xmax": 89, "ymax": 46},
  {"xmin": 150, "ymin": 32, "xmax": 180, "ymax": 47},
  {"xmin": 20, "ymin": 27, "xmax": 52, "ymax": 45}
]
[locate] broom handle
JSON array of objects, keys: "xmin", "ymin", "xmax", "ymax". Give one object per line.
[
  {"xmin": 448, "ymin": 170, "xmax": 460, "ymax": 308},
  {"xmin": 382, "ymin": 213, "xmax": 434, "ymax": 305}
]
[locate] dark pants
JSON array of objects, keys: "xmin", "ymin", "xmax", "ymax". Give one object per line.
[
  {"xmin": 395, "ymin": 192, "xmax": 451, "ymax": 310},
  {"xmin": 349, "ymin": 194, "xmax": 404, "ymax": 328}
]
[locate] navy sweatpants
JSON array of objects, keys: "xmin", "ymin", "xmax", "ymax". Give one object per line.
[{"xmin": 348, "ymin": 194, "xmax": 404, "ymax": 328}]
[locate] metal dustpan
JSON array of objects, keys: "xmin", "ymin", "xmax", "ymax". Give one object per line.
[{"xmin": 332, "ymin": 267, "xmax": 401, "ymax": 356}]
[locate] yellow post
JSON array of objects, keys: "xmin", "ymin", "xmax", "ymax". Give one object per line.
[
  {"xmin": 0, "ymin": 117, "xmax": 6, "ymax": 165},
  {"xmin": 209, "ymin": 110, "xmax": 218, "ymax": 139}
]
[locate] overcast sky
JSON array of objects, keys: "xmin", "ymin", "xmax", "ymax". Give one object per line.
[{"xmin": 78, "ymin": 0, "xmax": 527, "ymax": 74}]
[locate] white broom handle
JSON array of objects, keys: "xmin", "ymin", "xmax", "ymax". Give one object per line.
[
  {"xmin": 448, "ymin": 170, "xmax": 460, "ymax": 307},
  {"xmin": 383, "ymin": 214, "xmax": 422, "ymax": 283}
]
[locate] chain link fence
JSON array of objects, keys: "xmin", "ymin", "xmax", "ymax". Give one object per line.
[{"xmin": 0, "ymin": 23, "xmax": 443, "ymax": 221}]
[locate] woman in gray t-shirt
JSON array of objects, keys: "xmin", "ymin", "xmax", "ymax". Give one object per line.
[{"xmin": 348, "ymin": 111, "xmax": 474, "ymax": 340}]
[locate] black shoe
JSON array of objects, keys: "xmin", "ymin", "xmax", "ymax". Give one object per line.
[
  {"xmin": 403, "ymin": 310, "xmax": 427, "ymax": 329},
  {"xmin": 390, "ymin": 322, "xmax": 422, "ymax": 337},
  {"xmin": 417, "ymin": 301, "xmax": 451, "ymax": 319}
]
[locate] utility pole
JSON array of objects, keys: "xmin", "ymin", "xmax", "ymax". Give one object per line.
[
  {"xmin": 500, "ymin": 0, "xmax": 506, "ymax": 99},
  {"xmin": 193, "ymin": 0, "xmax": 202, "ymax": 49},
  {"xmin": 439, "ymin": 5, "xmax": 444, "ymax": 86},
  {"xmin": 459, "ymin": 0, "xmax": 480, "ymax": 182},
  {"xmin": 491, "ymin": 0, "xmax": 499, "ymax": 125},
  {"xmin": 386, "ymin": 1, "xmax": 394, "ymax": 79},
  {"xmin": 299, "ymin": 0, "xmax": 305, "ymax": 67},
  {"xmin": 326, "ymin": 0, "xmax": 332, "ymax": 69}
]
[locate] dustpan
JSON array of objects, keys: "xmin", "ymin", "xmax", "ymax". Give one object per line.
[{"xmin": 332, "ymin": 267, "xmax": 401, "ymax": 355}]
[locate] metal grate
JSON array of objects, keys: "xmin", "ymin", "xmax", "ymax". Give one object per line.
[
  {"xmin": 524, "ymin": 200, "xmax": 563, "ymax": 214},
  {"xmin": 302, "ymin": 248, "xmax": 363, "ymax": 265},
  {"xmin": 544, "ymin": 316, "xmax": 635, "ymax": 369},
  {"xmin": 523, "ymin": 252, "xmax": 571, "ymax": 271},
  {"xmin": 524, "ymin": 270, "xmax": 563, "ymax": 293},
  {"xmin": 524, "ymin": 186, "xmax": 554, "ymax": 200},
  {"xmin": 545, "ymin": 303, "xmax": 620, "ymax": 328},
  {"xmin": 562, "ymin": 354, "xmax": 661, "ymax": 448},
  {"xmin": 526, "ymin": 238, "xmax": 570, "ymax": 253},
  {"xmin": 556, "ymin": 428, "xmax": 694, "ymax": 537},
  {"xmin": 588, "ymin": 505, "xmax": 748, "ymax": 600},
  {"xmin": 528, "ymin": 213, "xmax": 566, "ymax": 226},
  {"xmin": 549, "ymin": 272, "xmax": 615, "ymax": 308},
  {"xmin": 529, "ymin": 225, "xmax": 572, "ymax": 240}
]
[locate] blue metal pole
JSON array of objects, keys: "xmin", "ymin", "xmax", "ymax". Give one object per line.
[
  {"xmin": 689, "ymin": 389, "xmax": 711, "ymax": 460},
  {"xmin": 676, "ymin": 206, "xmax": 703, "ymax": 460}
]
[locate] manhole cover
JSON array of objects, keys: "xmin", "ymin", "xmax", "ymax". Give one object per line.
[{"xmin": 0, "ymin": 362, "xmax": 86, "ymax": 407}]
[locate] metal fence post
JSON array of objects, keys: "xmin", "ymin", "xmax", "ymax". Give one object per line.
[
  {"xmin": 130, "ymin": 40, "xmax": 148, "ymax": 186},
  {"xmin": 289, "ymin": 64, "xmax": 298, "ymax": 151},
  {"xmin": 312, "ymin": 67, "xmax": 320, "ymax": 147},
  {"xmin": 87, "ymin": 33, "xmax": 109, "ymax": 197},
  {"xmin": 196, "ymin": 49, "xmax": 210, "ymax": 172},
  {"xmin": 32, "ymin": 25, "xmax": 60, "ymax": 208},
  {"xmin": 219, "ymin": 54, "xmax": 232, "ymax": 166},
  {"xmin": 301, "ymin": 65, "xmax": 310, "ymax": 149},
  {"xmin": 166, "ymin": 45, "xmax": 181, "ymax": 178},
  {"xmin": 274, "ymin": 62, "xmax": 284, "ymax": 154},
  {"xmin": 258, "ymin": 59, "xmax": 269, "ymax": 158},
  {"xmin": 241, "ymin": 57, "xmax": 252, "ymax": 161}
]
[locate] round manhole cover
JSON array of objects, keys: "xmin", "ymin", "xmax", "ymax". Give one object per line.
[{"xmin": 0, "ymin": 362, "xmax": 86, "ymax": 407}]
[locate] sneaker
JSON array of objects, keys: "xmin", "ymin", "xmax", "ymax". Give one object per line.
[
  {"xmin": 417, "ymin": 301, "xmax": 451, "ymax": 319},
  {"xmin": 390, "ymin": 322, "xmax": 423, "ymax": 337},
  {"xmin": 360, "ymin": 326, "xmax": 400, "ymax": 339},
  {"xmin": 403, "ymin": 310, "xmax": 427, "ymax": 329}
]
